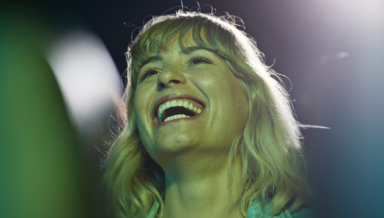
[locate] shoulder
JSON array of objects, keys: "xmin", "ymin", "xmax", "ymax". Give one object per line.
[{"xmin": 246, "ymin": 200, "xmax": 317, "ymax": 218}]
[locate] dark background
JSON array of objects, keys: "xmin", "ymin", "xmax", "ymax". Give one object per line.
[{"xmin": 1, "ymin": 0, "xmax": 384, "ymax": 217}]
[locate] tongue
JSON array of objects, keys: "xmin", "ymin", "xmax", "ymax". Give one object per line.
[{"xmin": 164, "ymin": 107, "xmax": 193, "ymax": 119}]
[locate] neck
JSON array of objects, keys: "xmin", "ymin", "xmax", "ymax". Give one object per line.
[{"xmin": 161, "ymin": 153, "xmax": 244, "ymax": 218}]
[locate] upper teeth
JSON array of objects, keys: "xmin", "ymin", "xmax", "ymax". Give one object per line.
[{"xmin": 158, "ymin": 99, "xmax": 202, "ymax": 122}]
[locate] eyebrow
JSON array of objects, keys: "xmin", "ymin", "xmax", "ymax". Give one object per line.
[
  {"xmin": 138, "ymin": 46, "xmax": 211, "ymax": 70},
  {"xmin": 138, "ymin": 56, "xmax": 163, "ymax": 70}
]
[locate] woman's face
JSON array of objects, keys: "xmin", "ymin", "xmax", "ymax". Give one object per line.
[{"xmin": 133, "ymin": 31, "xmax": 249, "ymax": 165}]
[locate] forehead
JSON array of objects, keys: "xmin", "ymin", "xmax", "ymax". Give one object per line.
[
  {"xmin": 133, "ymin": 27, "xmax": 208, "ymax": 72},
  {"xmin": 131, "ymin": 16, "xmax": 236, "ymax": 71}
]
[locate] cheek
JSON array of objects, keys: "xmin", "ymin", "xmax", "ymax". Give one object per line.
[
  {"xmin": 133, "ymin": 86, "xmax": 153, "ymax": 118},
  {"xmin": 219, "ymin": 73, "xmax": 249, "ymax": 129},
  {"xmin": 133, "ymin": 107, "xmax": 154, "ymax": 153},
  {"xmin": 231, "ymin": 80, "xmax": 249, "ymax": 119},
  {"xmin": 133, "ymin": 86, "xmax": 156, "ymax": 145},
  {"xmin": 132, "ymin": 95, "xmax": 147, "ymax": 135}
]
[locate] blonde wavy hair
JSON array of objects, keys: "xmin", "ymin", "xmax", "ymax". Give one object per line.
[{"xmin": 103, "ymin": 10, "xmax": 312, "ymax": 218}]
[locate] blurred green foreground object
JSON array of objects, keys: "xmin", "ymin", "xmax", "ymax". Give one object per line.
[{"xmin": 0, "ymin": 5, "xmax": 95, "ymax": 218}]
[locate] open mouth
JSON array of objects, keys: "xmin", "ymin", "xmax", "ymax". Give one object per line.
[{"xmin": 155, "ymin": 98, "xmax": 204, "ymax": 124}]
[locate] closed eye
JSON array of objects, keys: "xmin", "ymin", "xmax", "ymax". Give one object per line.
[
  {"xmin": 189, "ymin": 56, "xmax": 213, "ymax": 66},
  {"xmin": 139, "ymin": 68, "xmax": 160, "ymax": 82}
]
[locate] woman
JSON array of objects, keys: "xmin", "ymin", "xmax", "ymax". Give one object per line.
[{"xmin": 104, "ymin": 9, "xmax": 314, "ymax": 218}]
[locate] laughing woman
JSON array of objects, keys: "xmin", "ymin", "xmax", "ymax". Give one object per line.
[{"xmin": 104, "ymin": 10, "xmax": 314, "ymax": 218}]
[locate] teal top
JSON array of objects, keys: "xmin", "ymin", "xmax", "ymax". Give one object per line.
[
  {"xmin": 145, "ymin": 200, "xmax": 316, "ymax": 218},
  {"xmin": 246, "ymin": 200, "xmax": 316, "ymax": 218}
]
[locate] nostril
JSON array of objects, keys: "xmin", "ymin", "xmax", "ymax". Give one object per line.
[
  {"xmin": 170, "ymin": 80, "xmax": 180, "ymax": 84},
  {"xmin": 158, "ymin": 83, "xmax": 166, "ymax": 91},
  {"xmin": 158, "ymin": 80, "xmax": 181, "ymax": 91}
]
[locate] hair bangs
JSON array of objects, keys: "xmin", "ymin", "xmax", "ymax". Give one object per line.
[{"xmin": 129, "ymin": 14, "xmax": 239, "ymax": 85}]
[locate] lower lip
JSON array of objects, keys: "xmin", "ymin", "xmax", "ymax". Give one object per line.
[{"xmin": 153, "ymin": 110, "xmax": 204, "ymax": 128}]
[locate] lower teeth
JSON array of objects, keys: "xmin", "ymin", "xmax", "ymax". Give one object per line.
[{"xmin": 163, "ymin": 114, "xmax": 190, "ymax": 122}]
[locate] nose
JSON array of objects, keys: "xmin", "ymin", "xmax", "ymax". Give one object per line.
[{"xmin": 157, "ymin": 67, "xmax": 187, "ymax": 91}]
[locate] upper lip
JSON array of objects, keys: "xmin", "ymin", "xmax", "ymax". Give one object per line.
[{"xmin": 151, "ymin": 94, "xmax": 206, "ymax": 118}]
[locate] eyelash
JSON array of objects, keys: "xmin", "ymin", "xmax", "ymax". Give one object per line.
[
  {"xmin": 138, "ymin": 56, "xmax": 213, "ymax": 82},
  {"xmin": 189, "ymin": 56, "xmax": 213, "ymax": 65},
  {"xmin": 139, "ymin": 68, "xmax": 159, "ymax": 82}
]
